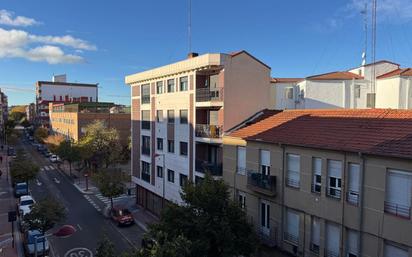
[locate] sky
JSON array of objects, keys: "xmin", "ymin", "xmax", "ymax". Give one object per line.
[{"xmin": 1, "ymin": 0, "xmax": 412, "ymax": 106}]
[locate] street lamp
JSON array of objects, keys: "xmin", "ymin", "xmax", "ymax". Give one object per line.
[
  {"xmin": 154, "ymin": 153, "xmax": 166, "ymax": 208},
  {"xmin": 34, "ymin": 224, "xmax": 76, "ymax": 257}
]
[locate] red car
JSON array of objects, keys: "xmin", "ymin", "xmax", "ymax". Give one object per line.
[{"xmin": 110, "ymin": 207, "xmax": 134, "ymax": 226}]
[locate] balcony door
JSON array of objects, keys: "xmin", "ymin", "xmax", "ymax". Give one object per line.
[
  {"xmin": 260, "ymin": 150, "xmax": 270, "ymax": 176},
  {"xmin": 260, "ymin": 200, "xmax": 270, "ymax": 236}
]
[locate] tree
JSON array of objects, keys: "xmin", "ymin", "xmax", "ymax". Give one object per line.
[
  {"xmin": 34, "ymin": 127, "xmax": 48, "ymax": 143},
  {"xmin": 130, "ymin": 174, "xmax": 256, "ymax": 257},
  {"xmin": 20, "ymin": 118, "xmax": 31, "ymax": 128},
  {"xmin": 93, "ymin": 168, "xmax": 126, "ymax": 209},
  {"xmin": 57, "ymin": 140, "xmax": 81, "ymax": 176},
  {"xmin": 24, "ymin": 196, "xmax": 66, "ymax": 256},
  {"xmin": 78, "ymin": 120, "xmax": 122, "ymax": 168},
  {"xmin": 44, "ymin": 134, "xmax": 66, "ymax": 153},
  {"xmin": 95, "ymin": 234, "xmax": 116, "ymax": 257},
  {"xmin": 10, "ymin": 151, "xmax": 39, "ymax": 184}
]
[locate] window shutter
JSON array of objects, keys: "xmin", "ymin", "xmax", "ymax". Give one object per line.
[
  {"xmin": 311, "ymin": 217, "xmax": 320, "ymax": 246},
  {"xmin": 288, "ymin": 154, "xmax": 300, "ymax": 172},
  {"xmin": 260, "ymin": 150, "xmax": 270, "ymax": 166},
  {"xmin": 328, "ymin": 160, "xmax": 342, "ymax": 178},
  {"xmin": 326, "ymin": 223, "xmax": 340, "ymax": 254},
  {"xmin": 347, "ymin": 230, "xmax": 359, "ymax": 256},
  {"xmin": 386, "ymin": 170, "xmax": 412, "ymax": 207},
  {"xmin": 287, "ymin": 210, "xmax": 299, "ymax": 239},
  {"xmin": 237, "ymin": 147, "xmax": 246, "ymax": 169},
  {"xmin": 313, "ymin": 158, "xmax": 322, "ymax": 176},
  {"xmin": 385, "ymin": 244, "xmax": 408, "ymax": 257},
  {"xmin": 348, "ymin": 163, "xmax": 360, "ymax": 192}
]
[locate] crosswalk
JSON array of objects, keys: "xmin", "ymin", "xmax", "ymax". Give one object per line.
[
  {"xmin": 40, "ymin": 165, "xmax": 55, "ymax": 172},
  {"xmin": 84, "ymin": 195, "xmax": 101, "ymax": 212},
  {"xmin": 95, "ymin": 193, "xmax": 130, "ymax": 205}
]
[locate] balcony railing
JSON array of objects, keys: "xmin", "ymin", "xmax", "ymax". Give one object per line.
[
  {"xmin": 283, "ymin": 232, "xmax": 298, "ymax": 245},
  {"xmin": 324, "ymin": 249, "xmax": 339, "ymax": 257},
  {"xmin": 258, "ymin": 227, "xmax": 277, "ymax": 247},
  {"xmin": 141, "ymin": 95, "xmax": 150, "ymax": 104},
  {"xmin": 196, "ymin": 88, "xmax": 223, "ymax": 102},
  {"xmin": 310, "ymin": 243, "xmax": 320, "ymax": 255},
  {"xmin": 195, "ymin": 124, "xmax": 222, "ymax": 138},
  {"xmin": 346, "ymin": 190, "xmax": 359, "ymax": 206},
  {"xmin": 327, "ymin": 188, "xmax": 342, "ymax": 199},
  {"xmin": 247, "ymin": 171, "xmax": 276, "ymax": 196},
  {"xmin": 384, "ymin": 201, "xmax": 411, "ymax": 219},
  {"xmin": 195, "ymin": 159, "xmax": 222, "ymax": 176}
]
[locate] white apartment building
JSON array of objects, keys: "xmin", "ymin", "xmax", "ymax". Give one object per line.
[{"xmin": 125, "ymin": 51, "xmax": 271, "ymax": 216}]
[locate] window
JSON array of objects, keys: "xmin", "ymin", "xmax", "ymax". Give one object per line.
[
  {"xmin": 167, "ymin": 169, "xmax": 174, "ymax": 183},
  {"xmin": 285, "ymin": 87, "xmax": 294, "ymax": 99},
  {"xmin": 142, "ymin": 110, "xmax": 150, "ymax": 130},
  {"xmin": 157, "ymin": 166, "xmax": 163, "ymax": 178},
  {"xmin": 156, "ymin": 110, "xmax": 163, "ymax": 123},
  {"xmin": 168, "ymin": 140, "xmax": 174, "ymax": 153},
  {"xmin": 180, "ymin": 76, "xmax": 188, "ymax": 91},
  {"xmin": 141, "ymin": 161, "xmax": 150, "ymax": 183},
  {"xmin": 286, "ymin": 154, "xmax": 300, "ymax": 188},
  {"xmin": 180, "ymin": 109, "xmax": 188, "ymax": 124},
  {"xmin": 367, "ymin": 93, "xmax": 375, "ymax": 108},
  {"xmin": 385, "ymin": 169, "xmax": 411, "ymax": 218},
  {"xmin": 325, "ymin": 222, "xmax": 340, "ymax": 257},
  {"xmin": 260, "ymin": 201, "xmax": 270, "ymax": 236},
  {"xmin": 347, "ymin": 163, "xmax": 360, "ymax": 205},
  {"xmin": 157, "ymin": 138, "xmax": 163, "ymax": 151},
  {"xmin": 284, "ymin": 209, "xmax": 299, "ymax": 245},
  {"xmin": 142, "ymin": 136, "xmax": 150, "ymax": 156},
  {"xmin": 312, "ymin": 157, "xmax": 322, "ymax": 193},
  {"xmin": 180, "ymin": 142, "xmax": 188, "ymax": 156},
  {"xmin": 347, "ymin": 229, "xmax": 359, "ymax": 257},
  {"xmin": 167, "ymin": 110, "xmax": 174, "ymax": 124},
  {"xmin": 327, "ymin": 160, "xmax": 342, "ymax": 199},
  {"xmin": 354, "ymin": 84, "xmax": 361, "ymax": 98},
  {"xmin": 237, "ymin": 146, "xmax": 246, "ymax": 175},
  {"xmin": 167, "ymin": 79, "xmax": 174, "ymax": 93},
  {"xmin": 310, "ymin": 217, "xmax": 320, "ymax": 254},
  {"xmin": 238, "ymin": 191, "xmax": 246, "ymax": 209},
  {"xmin": 141, "ymin": 84, "xmax": 150, "ymax": 104},
  {"xmin": 179, "ymin": 174, "xmax": 188, "ymax": 187},
  {"xmin": 260, "ymin": 150, "xmax": 270, "ymax": 175},
  {"xmin": 156, "ymin": 81, "xmax": 163, "ymax": 94},
  {"xmin": 385, "ymin": 242, "xmax": 408, "ymax": 257}
]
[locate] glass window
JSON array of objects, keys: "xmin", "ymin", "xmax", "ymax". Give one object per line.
[
  {"xmin": 179, "ymin": 173, "xmax": 188, "ymax": 187},
  {"xmin": 238, "ymin": 191, "xmax": 246, "ymax": 209},
  {"xmin": 260, "ymin": 150, "xmax": 270, "ymax": 175},
  {"xmin": 156, "ymin": 110, "xmax": 163, "ymax": 123},
  {"xmin": 180, "ymin": 142, "xmax": 188, "ymax": 156},
  {"xmin": 286, "ymin": 154, "xmax": 300, "ymax": 188},
  {"xmin": 310, "ymin": 217, "xmax": 320, "ymax": 254},
  {"xmin": 325, "ymin": 222, "xmax": 340, "ymax": 257},
  {"xmin": 167, "ymin": 79, "xmax": 174, "ymax": 93},
  {"xmin": 237, "ymin": 146, "xmax": 246, "ymax": 175},
  {"xmin": 180, "ymin": 110, "xmax": 188, "ymax": 124},
  {"xmin": 354, "ymin": 84, "xmax": 361, "ymax": 98},
  {"xmin": 312, "ymin": 157, "xmax": 322, "ymax": 193},
  {"xmin": 167, "ymin": 169, "xmax": 175, "ymax": 183},
  {"xmin": 141, "ymin": 136, "xmax": 150, "ymax": 156},
  {"xmin": 180, "ymin": 76, "xmax": 188, "ymax": 91},
  {"xmin": 156, "ymin": 81, "xmax": 163, "ymax": 94},
  {"xmin": 142, "ymin": 110, "xmax": 150, "ymax": 130},
  {"xmin": 167, "ymin": 110, "xmax": 175, "ymax": 124},
  {"xmin": 157, "ymin": 138, "xmax": 163, "ymax": 151},
  {"xmin": 157, "ymin": 166, "xmax": 163, "ymax": 178},
  {"xmin": 168, "ymin": 140, "xmax": 174, "ymax": 153},
  {"xmin": 385, "ymin": 169, "xmax": 412, "ymax": 218},
  {"xmin": 327, "ymin": 160, "xmax": 342, "ymax": 199},
  {"xmin": 347, "ymin": 163, "xmax": 360, "ymax": 205},
  {"xmin": 141, "ymin": 161, "xmax": 150, "ymax": 183},
  {"xmin": 284, "ymin": 209, "xmax": 299, "ymax": 245},
  {"xmin": 141, "ymin": 84, "xmax": 150, "ymax": 104}
]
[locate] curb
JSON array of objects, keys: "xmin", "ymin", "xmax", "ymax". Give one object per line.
[{"xmin": 73, "ymin": 183, "xmax": 95, "ymax": 195}]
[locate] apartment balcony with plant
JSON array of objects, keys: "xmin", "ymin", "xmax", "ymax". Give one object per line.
[
  {"xmin": 195, "ymin": 73, "xmax": 223, "ymax": 104},
  {"xmin": 247, "ymin": 170, "xmax": 277, "ymax": 196}
]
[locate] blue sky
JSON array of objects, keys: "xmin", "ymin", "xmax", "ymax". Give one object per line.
[{"xmin": 1, "ymin": 0, "xmax": 412, "ymax": 106}]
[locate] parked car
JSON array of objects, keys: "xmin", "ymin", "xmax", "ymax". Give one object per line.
[
  {"xmin": 110, "ymin": 207, "xmax": 134, "ymax": 226},
  {"xmin": 23, "ymin": 230, "xmax": 50, "ymax": 257},
  {"xmin": 42, "ymin": 150, "xmax": 52, "ymax": 157},
  {"xmin": 18, "ymin": 195, "xmax": 35, "ymax": 216},
  {"xmin": 49, "ymin": 155, "xmax": 60, "ymax": 163},
  {"xmin": 14, "ymin": 182, "xmax": 28, "ymax": 197}
]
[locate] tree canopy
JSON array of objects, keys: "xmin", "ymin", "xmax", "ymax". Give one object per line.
[
  {"xmin": 44, "ymin": 134, "xmax": 66, "ymax": 153},
  {"xmin": 57, "ymin": 140, "xmax": 81, "ymax": 175},
  {"xmin": 95, "ymin": 234, "xmax": 116, "ymax": 257},
  {"xmin": 34, "ymin": 127, "xmax": 48, "ymax": 143},
  {"xmin": 93, "ymin": 168, "xmax": 126, "ymax": 209},
  {"xmin": 10, "ymin": 151, "xmax": 39, "ymax": 184}
]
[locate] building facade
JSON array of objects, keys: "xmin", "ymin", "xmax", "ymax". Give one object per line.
[
  {"xmin": 0, "ymin": 90, "xmax": 7, "ymax": 143},
  {"xmin": 224, "ymin": 109, "xmax": 412, "ymax": 257},
  {"xmin": 125, "ymin": 51, "xmax": 271, "ymax": 216},
  {"xmin": 35, "ymin": 75, "xmax": 98, "ymax": 128},
  {"xmin": 49, "ymin": 102, "xmax": 130, "ymax": 144},
  {"xmin": 25, "ymin": 103, "xmax": 35, "ymax": 123}
]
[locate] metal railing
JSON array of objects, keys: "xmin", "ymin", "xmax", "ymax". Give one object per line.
[
  {"xmin": 283, "ymin": 232, "xmax": 298, "ymax": 245},
  {"xmin": 324, "ymin": 249, "xmax": 340, "ymax": 257},
  {"xmin": 346, "ymin": 190, "xmax": 359, "ymax": 206},
  {"xmin": 141, "ymin": 95, "xmax": 150, "ymax": 104},
  {"xmin": 236, "ymin": 166, "xmax": 246, "ymax": 175},
  {"xmin": 195, "ymin": 124, "xmax": 222, "ymax": 138},
  {"xmin": 384, "ymin": 201, "xmax": 411, "ymax": 219},
  {"xmin": 258, "ymin": 227, "xmax": 277, "ymax": 247},
  {"xmin": 247, "ymin": 171, "xmax": 276, "ymax": 194},
  {"xmin": 327, "ymin": 188, "xmax": 342, "ymax": 199},
  {"xmin": 196, "ymin": 87, "xmax": 223, "ymax": 102},
  {"xmin": 195, "ymin": 159, "xmax": 222, "ymax": 176}
]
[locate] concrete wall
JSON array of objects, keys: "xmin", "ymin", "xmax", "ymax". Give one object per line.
[
  {"xmin": 271, "ymin": 82, "xmax": 298, "ymax": 109},
  {"xmin": 38, "ymin": 83, "xmax": 98, "ymax": 102}
]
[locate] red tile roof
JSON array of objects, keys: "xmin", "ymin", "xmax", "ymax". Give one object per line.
[
  {"xmin": 229, "ymin": 109, "xmax": 412, "ymax": 159},
  {"xmin": 377, "ymin": 68, "xmax": 412, "ymax": 79},
  {"xmin": 307, "ymin": 71, "xmax": 363, "ymax": 80},
  {"xmin": 271, "ymin": 78, "xmax": 303, "ymax": 83}
]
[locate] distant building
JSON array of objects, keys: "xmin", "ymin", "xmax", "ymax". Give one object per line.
[
  {"xmin": 0, "ymin": 90, "xmax": 7, "ymax": 143},
  {"xmin": 25, "ymin": 103, "xmax": 35, "ymax": 123},
  {"xmin": 125, "ymin": 51, "xmax": 272, "ymax": 216},
  {"xmin": 49, "ymin": 102, "xmax": 130, "ymax": 144},
  {"xmin": 271, "ymin": 60, "xmax": 412, "ymax": 110},
  {"xmin": 35, "ymin": 74, "xmax": 98, "ymax": 128},
  {"xmin": 224, "ymin": 108, "xmax": 412, "ymax": 257}
]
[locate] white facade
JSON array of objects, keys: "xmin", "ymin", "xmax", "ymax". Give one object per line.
[
  {"xmin": 38, "ymin": 82, "xmax": 98, "ymax": 102},
  {"xmin": 376, "ymin": 76, "xmax": 412, "ymax": 109}
]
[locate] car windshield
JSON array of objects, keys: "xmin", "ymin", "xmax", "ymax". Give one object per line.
[
  {"xmin": 28, "ymin": 233, "xmax": 45, "ymax": 244},
  {"xmin": 118, "ymin": 209, "xmax": 131, "ymax": 216},
  {"xmin": 16, "ymin": 184, "xmax": 26, "ymax": 190},
  {"xmin": 21, "ymin": 200, "xmax": 34, "ymax": 206}
]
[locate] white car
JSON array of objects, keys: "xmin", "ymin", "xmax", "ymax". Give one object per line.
[
  {"xmin": 18, "ymin": 195, "xmax": 35, "ymax": 216},
  {"xmin": 49, "ymin": 155, "xmax": 60, "ymax": 163}
]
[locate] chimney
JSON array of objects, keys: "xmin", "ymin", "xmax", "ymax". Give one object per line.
[{"xmin": 187, "ymin": 52, "xmax": 199, "ymax": 59}]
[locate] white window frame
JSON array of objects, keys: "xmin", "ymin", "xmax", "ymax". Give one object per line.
[
  {"xmin": 310, "ymin": 216, "xmax": 320, "ymax": 254},
  {"xmin": 346, "ymin": 229, "xmax": 359, "ymax": 257},
  {"xmin": 260, "ymin": 201, "xmax": 270, "ymax": 236},
  {"xmin": 237, "ymin": 191, "xmax": 246, "ymax": 210},
  {"xmin": 327, "ymin": 160, "xmax": 342, "ymax": 199},
  {"xmin": 385, "ymin": 169, "xmax": 412, "ymax": 218},
  {"xmin": 286, "ymin": 154, "xmax": 300, "ymax": 188},
  {"xmin": 312, "ymin": 157, "xmax": 322, "ymax": 193},
  {"xmin": 284, "ymin": 209, "xmax": 299, "ymax": 245},
  {"xmin": 260, "ymin": 150, "xmax": 270, "ymax": 176},
  {"xmin": 347, "ymin": 163, "xmax": 360, "ymax": 205},
  {"xmin": 325, "ymin": 222, "xmax": 340, "ymax": 257},
  {"xmin": 237, "ymin": 146, "xmax": 246, "ymax": 175}
]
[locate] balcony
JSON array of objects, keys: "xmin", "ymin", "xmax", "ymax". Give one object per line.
[
  {"xmin": 196, "ymin": 88, "xmax": 223, "ymax": 102},
  {"xmin": 384, "ymin": 201, "xmax": 411, "ymax": 219},
  {"xmin": 258, "ymin": 227, "xmax": 277, "ymax": 247},
  {"xmin": 247, "ymin": 171, "xmax": 276, "ymax": 196},
  {"xmin": 195, "ymin": 159, "xmax": 222, "ymax": 176},
  {"xmin": 283, "ymin": 232, "xmax": 298, "ymax": 245},
  {"xmin": 195, "ymin": 124, "xmax": 222, "ymax": 138}
]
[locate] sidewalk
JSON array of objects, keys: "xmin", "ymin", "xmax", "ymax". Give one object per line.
[{"xmin": 0, "ymin": 152, "xmax": 21, "ymax": 257}]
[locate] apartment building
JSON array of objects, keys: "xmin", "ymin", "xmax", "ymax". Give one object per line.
[
  {"xmin": 49, "ymin": 102, "xmax": 130, "ymax": 144},
  {"xmin": 0, "ymin": 90, "xmax": 7, "ymax": 143},
  {"xmin": 35, "ymin": 74, "xmax": 98, "ymax": 128},
  {"xmin": 223, "ymin": 109, "xmax": 412, "ymax": 257},
  {"xmin": 26, "ymin": 103, "xmax": 35, "ymax": 123},
  {"xmin": 271, "ymin": 60, "xmax": 408, "ymax": 110},
  {"xmin": 125, "ymin": 51, "xmax": 271, "ymax": 216}
]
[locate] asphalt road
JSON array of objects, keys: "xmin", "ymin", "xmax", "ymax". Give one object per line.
[{"xmin": 18, "ymin": 138, "xmax": 144, "ymax": 257}]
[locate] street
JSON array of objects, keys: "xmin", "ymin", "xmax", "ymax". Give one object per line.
[{"xmin": 18, "ymin": 138, "xmax": 145, "ymax": 257}]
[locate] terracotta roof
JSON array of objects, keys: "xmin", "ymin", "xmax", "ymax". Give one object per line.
[
  {"xmin": 271, "ymin": 78, "xmax": 303, "ymax": 83},
  {"xmin": 228, "ymin": 109, "xmax": 282, "ymax": 132},
  {"xmin": 307, "ymin": 71, "xmax": 363, "ymax": 80},
  {"xmin": 229, "ymin": 109, "xmax": 412, "ymax": 160},
  {"xmin": 377, "ymin": 68, "xmax": 412, "ymax": 79}
]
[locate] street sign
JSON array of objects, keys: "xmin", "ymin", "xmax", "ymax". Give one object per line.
[
  {"xmin": 8, "ymin": 211, "xmax": 16, "ymax": 222},
  {"xmin": 64, "ymin": 247, "xmax": 93, "ymax": 257}
]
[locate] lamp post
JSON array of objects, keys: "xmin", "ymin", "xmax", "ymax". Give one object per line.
[
  {"xmin": 34, "ymin": 224, "xmax": 76, "ymax": 257},
  {"xmin": 154, "ymin": 153, "xmax": 166, "ymax": 208}
]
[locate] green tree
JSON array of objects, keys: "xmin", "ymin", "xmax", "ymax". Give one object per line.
[
  {"xmin": 129, "ymin": 174, "xmax": 256, "ymax": 257},
  {"xmin": 78, "ymin": 120, "xmax": 122, "ymax": 168},
  {"xmin": 34, "ymin": 127, "xmax": 48, "ymax": 143},
  {"xmin": 10, "ymin": 151, "xmax": 39, "ymax": 184},
  {"xmin": 20, "ymin": 118, "xmax": 31, "ymax": 128},
  {"xmin": 93, "ymin": 168, "xmax": 125, "ymax": 209},
  {"xmin": 95, "ymin": 234, "xmax": 116, "ymax": 257},
  {"xmin": 57, "ymin": 140, "xmax": 81, "ymax": 176}
]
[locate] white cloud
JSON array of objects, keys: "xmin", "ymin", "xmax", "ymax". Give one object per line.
[
  {"xmin": 30, "ymin": 35, "xmax": 97, "ymax": 51},
  {"xmin": 0, "ymin": 9, "xmax": 39, "ymax": 27},
  {"xmin": 348, "ymin": 0, "xmax": 412, "ymax": 23},
  {"xmin": 26, "ymin": 45, "xmax": 83, "ymax": 64}
]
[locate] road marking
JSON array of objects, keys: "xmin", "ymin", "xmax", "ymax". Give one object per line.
[
  {"xmin": 77, "ymin": 223, "xmax": 82, "ymax": 231},
  {"xmin": 36, "ymin": 179, "xmax": 42, "ymax": 186},
  {"xmin": 44, "ymin": 166, "xmax": 50, "ymax": 171},
  {"xmin": 64, "ymin": 247, "xmax": 93, "ymax": 257},
  {"xmin": 0, "ymin": 191, "xmax": 7, "ymax": 196},
  {"xmin": 53, "ymin": 178, "xmax": 60, "ymax": 184},
  {"xmin": 40, "ymin": 168, "xmax": 44, "ymax": 171},
  {"xmin": 48, "ymin": 165, "xmax": 55, "ymax": 170}
]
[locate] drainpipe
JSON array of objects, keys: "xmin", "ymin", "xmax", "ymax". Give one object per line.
[
  {"xmin": 358, "ymin": 152, "xmax": 365, "ymax": 256},
  {"xmin": 340, "ymin": 152, "xmax": 347, "ymax": 257},
  {"xmin": 280, "ymin": 143, "xmax": 285, "ymax": 249}
]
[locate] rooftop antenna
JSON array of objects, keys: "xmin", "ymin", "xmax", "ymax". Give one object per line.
[
  {"xmin": 188, "ymin": 0, "xmax": 192, "ymax": 53},
  {"xmin": 361, "ymin": 3, "xmax": 368, "ymax": 66}
]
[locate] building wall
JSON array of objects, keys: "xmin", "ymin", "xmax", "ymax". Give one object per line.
[
  {"xmin": 38, "ymin": 83, "xmax": 98, "ymax": 102},
  {"xmin": 376, "ymin": 77, "xmax": 401, "ymax": 109},
  {"xmin": 223, "ymin": 138, "xmax": 412, "ymax": 257},
  {"xmin": 271, "ymin": 82, "xmax": 298, "ymax": 110}
]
